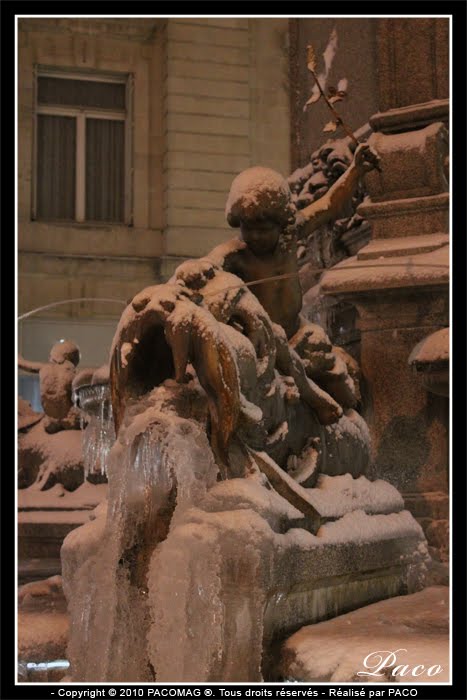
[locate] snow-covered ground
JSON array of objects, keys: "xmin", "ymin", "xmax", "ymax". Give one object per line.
[
  {"xmin": 18, "ymin": 576, "xmax": 70, "ymax": 682},
  {"xmin": 281, "ymin": 586, "xmax": 449, "ymax": 683}
]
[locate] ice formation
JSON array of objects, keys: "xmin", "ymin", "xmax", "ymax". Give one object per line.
[
  {"xmin": 147, "ymin": 482, "xmax": 428, "ymax": 681},
  {"xmin": 77, "ymin": 382, "xmax": 115, "ymax": 477},
  {"xmin": 62, "ymin": 407, "xmax": 218, "ymax": 681}
]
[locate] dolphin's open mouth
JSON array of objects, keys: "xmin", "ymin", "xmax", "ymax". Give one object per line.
[
  {"xmin": 124, "ymin": 324, "xmax": 175, "ymax": 400},
  {"xmin": 110, "ymin": 302, "xmax": 183, "ymax": 434},
  {"xmin": 109, "ymin": 288, "xmax": 242, "ymax": 467}
]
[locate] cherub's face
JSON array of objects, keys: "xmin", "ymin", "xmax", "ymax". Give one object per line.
[{"xmin": 240, "ymin": 219, "xmax": 281, "ymax": 256}]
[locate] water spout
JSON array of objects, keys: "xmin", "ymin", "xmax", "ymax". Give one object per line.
[{"xmin": 18, "ymin": 298, "xmax": 127, "ymax": 322}]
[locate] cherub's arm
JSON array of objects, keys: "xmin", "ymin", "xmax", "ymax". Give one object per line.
[
  {"xmin": 18, "ymin": 355, "xmax": 44, "ymax": 373},
  {"xmin": 299, "ymin": 143, "xmax": 380, "ymax": 232}
]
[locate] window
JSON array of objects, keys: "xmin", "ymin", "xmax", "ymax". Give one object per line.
[{"xmin": 33, "ymin": 69, "xmax": 133, "ymax": 224}]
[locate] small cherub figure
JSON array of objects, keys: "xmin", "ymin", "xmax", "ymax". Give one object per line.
[
  {"xmin": 206, "ymin": 143, "xmax": 380, "ymax": 422},
  {"xmin": 209, "ymin": 142, "xmax": 380, "ymax": 340},
  {"xmin": 18, "ymin": 339, "xmax": 81, "ymax": 433}
]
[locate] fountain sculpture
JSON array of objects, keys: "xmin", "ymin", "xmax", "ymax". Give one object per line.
[
  {"xmin": 18, "ymin": 341, "xmax": 110, "ymax": 590},
  {"xmin": 18, "ymin": 340, "xmax": 85, "ymax": 491},
  {"xmin": 55, "ymin": 142, "xmax": 431, "ymax": 683}
]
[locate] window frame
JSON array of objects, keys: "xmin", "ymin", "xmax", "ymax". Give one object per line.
[{"xmin": 32, "ymin": 66, "xmax": 134, "ymax": 225}]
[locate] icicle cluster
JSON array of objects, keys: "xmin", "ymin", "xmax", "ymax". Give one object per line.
[{"xmin": 74, "ymin": 383, "xmax": 115, "ymax": 478}]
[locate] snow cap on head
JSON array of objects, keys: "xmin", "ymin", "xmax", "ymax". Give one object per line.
[
  {"xmin": 225, "ymin": 166, "xmax": 297, "ymax": 228},
  {"xmin": 49, "ymin": 339, "xmax": 80, "ymax": 366}
]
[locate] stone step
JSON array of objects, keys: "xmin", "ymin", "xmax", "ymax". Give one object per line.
[
  {"xmin": 18, "ymin": 557, "xmax": 62, "ymax": 585},
  {"xmin": 18, "ymin": 510, "xmax": 92, "ymax": 560},
  {"xmin": 357, "ymin": 233, "xmax": 449, "ymax": 261}
]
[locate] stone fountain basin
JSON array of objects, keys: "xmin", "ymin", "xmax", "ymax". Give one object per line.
[{"xmin": 147, "ymin": 476, "xmax": 430, "ymax": 682}]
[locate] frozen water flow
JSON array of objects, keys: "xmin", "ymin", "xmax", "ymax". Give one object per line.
[
  {"xmin": 75, "ymin": 384, "xmax": 115, "ymax": 477},
  {"xmin": 62, "ymin": 408, "xmax": 218, "ymax": 681}
]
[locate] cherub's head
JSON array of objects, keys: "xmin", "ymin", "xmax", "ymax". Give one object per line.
[
  {"xmin": 49, "ymin": 339, "xmax": 80, "ymax": 366},
  {"xmin": 238, "ymin": 218, "xmax": 282, "ymax": 257},
  {"xmin": 225, "ymin": 167, "xmax": 296, "ymax": 256}
]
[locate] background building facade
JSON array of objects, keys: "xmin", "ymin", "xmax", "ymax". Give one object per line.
[{"xmin": 18, "ymin": 17, "xmax": 291, "ymax": 366}]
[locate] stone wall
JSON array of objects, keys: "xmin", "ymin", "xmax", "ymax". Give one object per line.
[
  {"xmin": 290, "ymin": 18, "xmax": 379, "ymax": 168},
  {"xmin": 162, "ymin": 18, "xmax": 290, "ymax": 264},
  {"xmin": 376, "ymin": 18, "xmax": 449, "ymax": 112},
  {"xmin": 162, "ymin": 19, "xmax": 250, "ymax": 260}
]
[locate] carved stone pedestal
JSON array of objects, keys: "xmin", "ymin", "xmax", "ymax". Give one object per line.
[{"xmin": 321, "ymin": 114, "xmax": 449, "ymax": 563}]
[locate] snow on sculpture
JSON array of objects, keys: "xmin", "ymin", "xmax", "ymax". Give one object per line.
[
  {"xmin": 18, "ymin": 340, "xmax": 81, "ymax": 434},
  {"xmin": 61, "ymin": 145, "xmax": 430, "ymax": 682},
  {"xmin": 18, "ymin": 340, "xmax": 85, "ymax": 490},
  {"xmin": 18, "ymin": 341, "xmax": 111, "ymax": 491},
  {"xmin": 109, "ymin": 144, "xmax": 381, "ymax": 486}
]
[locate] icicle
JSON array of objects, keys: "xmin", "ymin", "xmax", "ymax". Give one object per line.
[
  {"xmin": 76, "ymin": 383, "xmax": 115, "ymax": 479},
  {"xmin": 99, "ymin": 387, "xmax": 105, "ymax": 475}
]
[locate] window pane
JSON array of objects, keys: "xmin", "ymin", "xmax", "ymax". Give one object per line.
[
  {"xmin": 85, "ymin": 119, "xmax": 125, "ymax": 222},
  {"xmin": 36, "ymin": 114, "xmax": 76, "ymax": 220},
  {"xmin": 38, "ymin": 77, "xmax": 126, "ymax": 111}
]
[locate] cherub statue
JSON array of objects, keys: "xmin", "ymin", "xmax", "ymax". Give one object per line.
[
  {"xmin": 109, "ymin": 144, "xmax": 379, "ymax": 485},
  {"xmin": 209, "ymin": 142, "xmax": 379, "ymax": 340},
  {"xmin": 207, "ymin": 142, "xmax": 379, "ymax": 416},
  {"xmin": 18, "ymin": 339, "xmax": 81, "ymax": 434}
]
